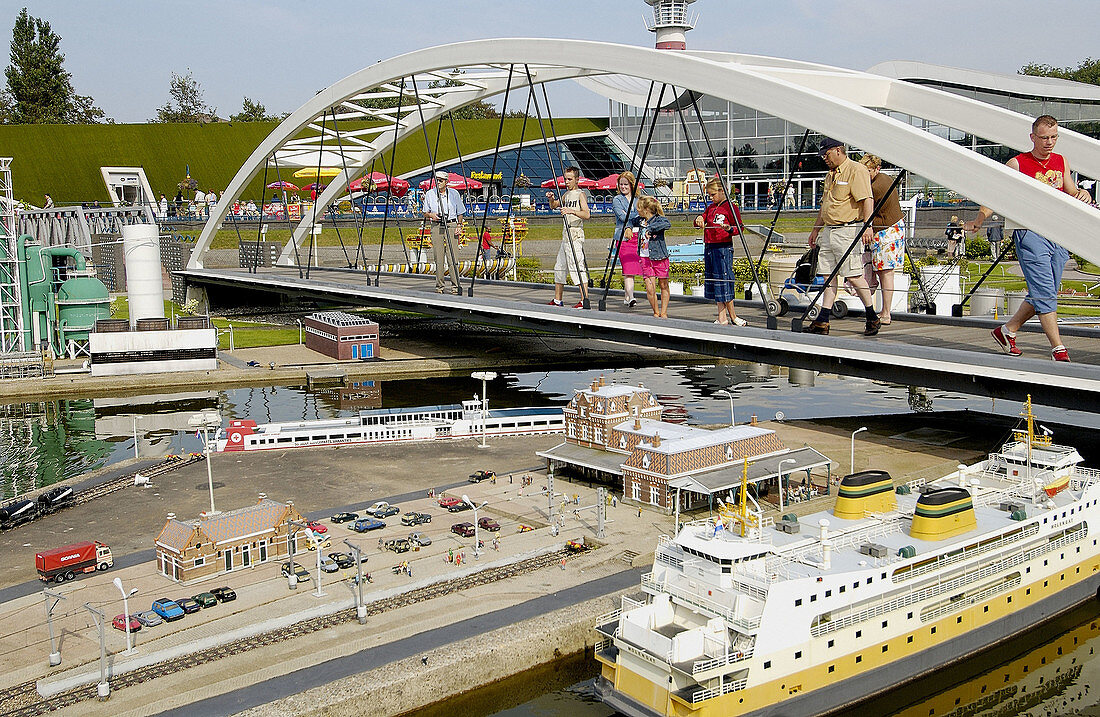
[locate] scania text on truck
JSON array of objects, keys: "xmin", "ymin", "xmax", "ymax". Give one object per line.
[{"xmin": 35, "ymin": 541, "xmax": 113, "ymax": 583}]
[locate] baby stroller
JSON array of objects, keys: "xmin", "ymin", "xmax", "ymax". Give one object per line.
[{"xmin": 768, "ymin": 247, "xmax": 842, "ymax": 319}]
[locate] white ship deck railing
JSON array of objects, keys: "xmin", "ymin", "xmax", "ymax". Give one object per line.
[
  {"xmin": 893, "ymin": 522, "xmax": 1040, "ymax": 583},
  {"xmin": 919, "ymin": 575, "xmax": 1021, "ymax": 623},
  {"xmin": 691, "ymin": 647, "xmax": 754, "ymax": 675},
  {"xmin": 1072, "ymin": 466, "xmax": 1100, "ymax": 490},
  {"xmin": 811, "ymin": 524, "xmax": 1083, "ymax": 636},
  {"xmin": 778, "ymin": 514, "xmax": 905, "ymax": 568},
  {"xmin": 690, "ymin": 678, "xmax": 748, "ymax": 703},
  {"xmin": 642, "ymin": 572, "xmax": 761, "ymax": 631}
]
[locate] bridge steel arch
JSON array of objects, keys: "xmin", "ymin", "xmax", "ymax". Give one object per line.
[{"xmin": 189, "ymin": 39, "xmax": 1100, "ymax": 271}]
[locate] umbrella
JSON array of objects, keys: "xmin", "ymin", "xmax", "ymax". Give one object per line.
[
  {"xmin": 293, "ymin": 167, "xmax": 342, "ymax": 180},
  {"xmin": 418, "ymin": 172, "xmax": 483, "ymax": 191},
  {"xmin": 594, "ymin": 173, "xmax": 645, "ymax": 191},
  {"xmin": 541, "ymin": 175, "xmax": 597, "ymax": 189},
  {"xmin": 266, "ymin": 181, "xmax": 299, "ymax": 191},
  {"xmin": 349, "ymin": 172, "xmax": 410, "ymax": 197},
  {"xmin": 301, "ymin": 183, "xmax": 327, "ymax": 192}
]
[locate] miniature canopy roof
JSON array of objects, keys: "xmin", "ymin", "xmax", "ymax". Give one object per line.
[{"xmin": 668, "ymin": 447, "xmax": 832, "ymax": 496}]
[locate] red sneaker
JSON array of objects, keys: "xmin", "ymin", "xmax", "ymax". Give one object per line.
[
  {"xmin": 1051, "ymin": 346, "xmax": 1070, "ymax": 362},
  {"xmin": 548, "ymin": 299, "xmax": 563, "ymax": 307},
  {"xmin": 991, "ymin": 326, "xmax": 1021, "ymax": 356},
  {"xmin": 572, "ymin": 301, "xmax": 587, "ymax": 309}
]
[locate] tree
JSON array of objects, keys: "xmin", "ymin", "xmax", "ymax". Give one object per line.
[
  {"xmin": 4, "ymin": 8, "xmax": 107, "ymax": 124},
  {"xmin": 230, "ymin": 97, "xmax": 284, "ymax": 122},
  {"xmin": 154, "ymin": 70, "xmax": 218, "ymax": 123},
  {"xmin": 1020, "ymin": 58, "xmax": 1100, "ymax": 86}
]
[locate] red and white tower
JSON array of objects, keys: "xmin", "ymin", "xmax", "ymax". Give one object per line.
[{"xmin": 643, "ymin": 0, "xmax": 698, "ymax": 50}]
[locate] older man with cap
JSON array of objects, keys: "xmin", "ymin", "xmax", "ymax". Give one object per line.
[
  {"xmin": 422, "ymin": 170, "xmax": 467, "ymax": 294},
  {"xmin": 805, "ymin": 138, "xmax": 880, "ymax": 336}
]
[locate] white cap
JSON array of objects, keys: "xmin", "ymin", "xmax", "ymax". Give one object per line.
[{"xmin": 435, "ymin": 171, "xmax": 449, "ymax": 180}]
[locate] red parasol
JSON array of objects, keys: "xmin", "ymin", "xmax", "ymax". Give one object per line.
[
  {"xmin": 266, "ymin": 181, "xmax": 299, "ymax": 191},
  {"xmin": 541, "ymin": 175, "xmax": 598, "ymax": 189},
  {"xmin": 418, "ymin": 172, "xmax": 483, "ymax": 191},
  {"xmin": 594, "ymin": 173, "xmax": 645, "ymax": 191},
  {"xmin": 301, "ymin": 183, "xmax": 327, "ymax": 192},
  {"xmin": 350, "ymin": 172, "xmax": 410, "ymax": 197}
]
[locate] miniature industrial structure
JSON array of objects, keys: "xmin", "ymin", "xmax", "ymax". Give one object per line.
[
  {"xmin": 539, "ymin": 378, "xmax": 831, "ymax": 510},
  {"xmin": 154, "ymin": 496, "xmax": 305, "ymax": 583},
  {"xmin": 303, "ymin": 311, "xmax": 379, "ymax": 360}
]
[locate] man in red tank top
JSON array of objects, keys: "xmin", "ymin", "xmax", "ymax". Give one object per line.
[{"xmin": 966, "ymin": 115, "xmax": 1093, "ymax": 362}]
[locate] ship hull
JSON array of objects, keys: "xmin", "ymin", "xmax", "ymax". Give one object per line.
[{"xmin": 596, "ymin": 575, "xmax": 1099, "ymax": 717}]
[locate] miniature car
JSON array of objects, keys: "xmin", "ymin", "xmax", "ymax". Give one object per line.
[
  {"xmin": 352, "ymin": 518, "xmax": 386, "ymax": 532},
  {"xmin": 366, "ymin": 502, "xmax": 400, "ymax": 518},
  {"xmin": 304, "ymin": 534, "xmax": 332, "ymax": 551},
  {"xmin": 328, "ymin": 552, "xmax": 356, "ymax": 569},
  {"xmin": 281, "ymin": 562, "xmax": 310, "ymax": 583},
  {"xmin": 451, "ymin": 522, "xmax": 476, "ymax": 538},
  {"xmin": 320, "ymin": 557, "xmax": 340, "ymax": 573},
  {"xmin": 447, "ymin": 501, "xmax": 472, "ymax": 513},
  {"xmin": 330, "ymin": 512, "xmax": 359, "ymax": 524},
  {"xmin": 192, "ymin": 592, "xmax": 218, "ymax": 608},
  {"xmin": 305, "ymin": 520, "xmax": 328, "ymax": 534},
  {"xmin": 134, "ymin": 610, "xmax": 162, "ymax": 627},
  {"xmin": 384, "ymin": 538, "xmax": 411, "ymax": 553},
  {"xmin": 113, "ymin": 614, "xmax": 142, "ymax": 632},
  {"xmin": 151, "ymin": 598, "xmax": 185, "ymax": 621},
  {"xmin": 401, "ymin": 511, "xmax": 432, "ymax": 526},
  {"xmin": 175, "ymin": 597, "xmax": 201, "ymax": 614},
  {"xmin": 437, "ymin": 495, "xmax": 463, "ymax": 509},
  {"xmin": 517, "ymin": 524, "xmax": 535, "ymax": 533},
  {"xmin": 408, "ymin": 531, "xmax": 432, "ymax": 547},
  {"xmin": 468, "ymin": 470, "xmax": 495, "ymax": 483},
  {"xmin": 477, "ymin": 517, "xmax": 501, "ymax": 532},
  {"xmin": 210, "ymin": 587, "xmax": 237, "ymax": 602}
]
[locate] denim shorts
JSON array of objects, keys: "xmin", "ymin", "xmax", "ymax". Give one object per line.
[{"xmin": 1013, "ymin": 229, "xmax": 1069, "ymax": 314}]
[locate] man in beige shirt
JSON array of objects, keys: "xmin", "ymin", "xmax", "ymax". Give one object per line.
[{"xmin": 805, "ymin": 138, "xmax": 880, "ymax": 336}]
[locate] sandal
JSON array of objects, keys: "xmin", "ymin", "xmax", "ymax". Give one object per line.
[{"xmin": 732, "ymin": 316, "xmax": 748, "ymax": 327}]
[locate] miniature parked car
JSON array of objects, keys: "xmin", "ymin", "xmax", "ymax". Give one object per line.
[
  {"xmin": 451, "ymin": 522, "xmax": 476, "ymax": 538},
  {"xmin": 477, "ymin": 517, "xmax": 501, "ymax": 532},
  {"xmin": 408, "ymin": 531, "xmax": 432, "ymax": 547},
  {"xmin": 281, "ymin": 562, "xmax": 311, "ymax": 583},
  {"xmin": 175, "ymin": 597, "xmax": 201, "ymax": 614},
  {"xmin": 401, "ymin": 511, "xmax": 432, "ymax": 526},
  {"xmin": 366, "ymin": 502, "xmax": 400, "ymax": 518},
  {"xmin": 328, "ymin": 552, "xmax": 356, "ymax": 569},
  {"xmin": 320, "ymin": 557, "xmax": 340, "ymax": 573},
  {"xmin": 468, "ymin": 470, "xmax": 495, "ymax": 483},
  {"xmin": 384, "ymin": 538, "xmax": 411, "ymax": 553},
  {"xmin": 330, "ymin": 512, "xmax": 359, "ymax": 524},
  {"xmin": 134, "ymin": 610, "xmax": 162, "ymax": 627},
  {"xmin": 351, "ymin": 518, "xmax": 386, "ymax": 532},
  {"xmin": 305, "ymin": 520, "xmax": 328, "ymax": 534},
  {"xmin": 447, "ymin": 501, "xmax": 472, "ymax": 513},
  {"xmin": 192, "ymin": 592, "xmax": 218, "ymax": 608},
  {"xmin": 210, "ymin": 586, "xmax": 237, "ymax": 602},
  {"xmin": 437, "ymin": 495, "xmax": 463, "ymax": 510},
  {"xmin": 151, "ymin": 598, "xmax": 185, "ymax": 621},
  {"xmin": 304, "ymin": 534, "xmax": 332, "ymax": 551},
  {"xmin": 113, "ymin": 614, "xmax": 142, "ymax": 632}
]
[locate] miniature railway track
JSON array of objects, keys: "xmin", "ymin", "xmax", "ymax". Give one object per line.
[{"xmin": 0, "ymin": 545, "xmax": 586, "ymax": 716}]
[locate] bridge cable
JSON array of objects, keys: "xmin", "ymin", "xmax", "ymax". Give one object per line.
[
  {"xmin": 793, "ymin": 170, "xmax": 905, "ymax": 330},
  {"xmin": 753, "ymin": 130, "xmax": 811, "ymax": 268},
  {"xmin": 270, "ymin": 150, "xmax": 306, "ymax": 278},
  {"xmin": 499, "ymin": 82, "xmax": 536, "ymax": 282},
  {"xmin": 447, "ymin": 110, "xmax": 475, "ymax": 287},
  {"xmin": 596, "ymin": 81, "xmax": 655, "ymax": 297},
  {"xmin": 597, "ymin": 84, "xmax": 665, "ymax": 311},
  {"xmin": 951, "ymin": 227, "xmax": 1015, "ymax": 315},
  {"xmin": 411, "ymin": 75, "xmax": 463, "ymax": 293},
  {"xmin": 685, "ymin": 92, "xmax": 770, "ymax": 322},
  {"xmin": 248, "ymin": 154, "xmax": 272, "ymax": 274},
  {"xmin": 302, "ymin": 107, "xmax": 332, "ymax": 279},
  {"xmin": 524, "ymin": 65, "xmax": 591, "ymax": 309},
  {"xmin": 326, "ymin": 108, "xmax": 356, "ymax": 269},
  {"xmin": 466, "ymin": 64, "xmax": 515, "ymax": 296},
  {"xmin": 374, "ymin": 77, "xmax": 412, "ymax": 287},
  {"xmin": 352, "ymin": 156, "xmax": 377, "ymax": 269}
]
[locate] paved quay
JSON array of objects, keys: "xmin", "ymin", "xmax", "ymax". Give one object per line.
[{"xmin": 0, "ymin": 416, "xmax": 990, "ymax": 716}]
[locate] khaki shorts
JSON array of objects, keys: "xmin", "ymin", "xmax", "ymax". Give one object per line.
[{"xmin": 817, "ymin": 224, "xmax": 865, "ymax": 278}]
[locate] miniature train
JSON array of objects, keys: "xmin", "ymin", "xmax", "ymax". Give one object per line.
[{"xmin": 0, "ymin": 486, "xmax": 75, "ymax": 530}]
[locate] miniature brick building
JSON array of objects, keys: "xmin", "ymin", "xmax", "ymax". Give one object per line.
[
  {"xmin": 303, "ymin": 311, "xmax": 379, "ymax": 360},
  {"xmin": 154, "ymin": 496, "xmax": 306, "ymax": 583}
]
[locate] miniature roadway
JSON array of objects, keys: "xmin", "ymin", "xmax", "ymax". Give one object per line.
[
  {"xmin": 180, "ymin": 260, "xmax": 1100, "ymax": 412},
  {"xmin": 0, "ymin": 420, "xmax": 991, "ymax": 717}
]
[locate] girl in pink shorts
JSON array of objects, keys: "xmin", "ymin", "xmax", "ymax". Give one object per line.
[{"xmin": 637, "ymin": 196, "xmax": 672, "ymax": 318}]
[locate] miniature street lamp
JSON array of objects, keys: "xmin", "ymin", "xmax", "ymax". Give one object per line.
[
  {"xmin": 850, "ymin": 427, "xmax": 868, "ymax": 476},
  {"xmin": 463, "ymin": 494, "xmax": 488, "ymax": 558},
  {"xmin": 43, "ymin": 589, "xmax": 66, "ymax": 666},
  {"xmin": 715, "ymin": 389, "xmax": 737, "ymax": 426},
  {"xmin": 81, "ymin": 603, "xmax": 110, "ymax": 700},
  {"xmin": 344, "ymin": 539, "xmax": 367, "ymax": 624},
  {"xmin": 470, "ymin": 372, "xmax": 497, "ymax": 448},
  {"xmin": 188, "ymin": 410, "xmax": 221, "ymax": 516},
  {"xmin": 778, "ymin": 458, "xmax": 797, "ymax": 513},
  {"xmin": 112, "ymin": 577, "xmax": 138, "ymax": 655}
]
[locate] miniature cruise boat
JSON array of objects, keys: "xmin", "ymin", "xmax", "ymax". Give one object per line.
[{"xmin": 593, "ymin": 397, "xmax": 1098, "ymax": 717}]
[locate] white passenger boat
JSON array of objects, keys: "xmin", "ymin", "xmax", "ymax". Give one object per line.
[
  {"xmin": 216, "ymin": 398, "xmax": 563, "ymax": 452},
  {"xmin": 593, "ymin": 398, "xmax": 1099, "ymax": 716}
]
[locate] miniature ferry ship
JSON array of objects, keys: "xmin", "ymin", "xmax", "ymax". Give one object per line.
[
  {"xmin": 216, "ymin": 398, "xmax": 563, "ymax": 452},
  {"xmin": 593, "ymin": 399, "xmax": 1099, "ymax": 717}
]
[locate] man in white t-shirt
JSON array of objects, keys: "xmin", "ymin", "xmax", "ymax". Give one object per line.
[{"xmin": 422, "ymin": 171, "xmax": 467, "ymax": 294}]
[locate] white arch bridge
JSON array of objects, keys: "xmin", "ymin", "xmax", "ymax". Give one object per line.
[{"xmin": 178, "ymin": 39, "xmax": 1100, "ymax": 410}]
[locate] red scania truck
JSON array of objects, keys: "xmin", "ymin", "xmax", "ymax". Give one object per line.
[{"xmin": 35, "ymin": 541, "xmax": 113, "ymax": 583}]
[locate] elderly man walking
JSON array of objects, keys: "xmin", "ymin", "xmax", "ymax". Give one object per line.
[
  {"xmin": 422, "ymin": 170, "xmax": 467, "ymax": 294},
  {"xmin": 804, "ymin": 138, "xmax": 881, "ymax": 336},
  {"xmin": 965, "ymin": 115, "xmax": 1092, "ymax": 362}
]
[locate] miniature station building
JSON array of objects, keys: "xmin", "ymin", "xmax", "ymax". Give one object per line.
[
  {"xmin": 303, "ymin": 311, "xmax": 379, "ymax": 360},
  {"xmin": 154, "ymin": 496, "xmax": 306, "ymax": 583},
  {"xmin": 537, "ymin": 378, "xmax": 832, "ymax": 511}
]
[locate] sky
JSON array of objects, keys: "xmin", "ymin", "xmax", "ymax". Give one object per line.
[{"xmin": 2, "ymin": 0, "xmax": 1097, "ymax": 123}]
